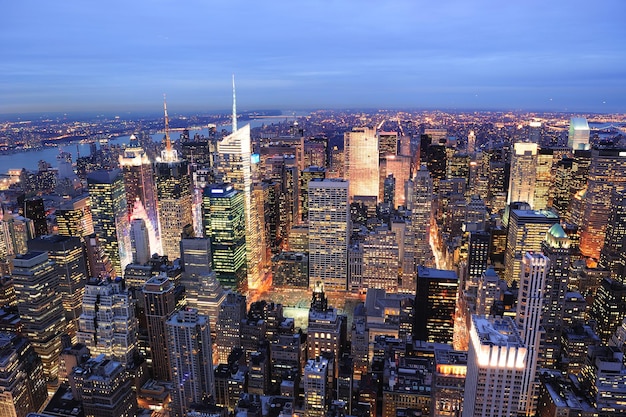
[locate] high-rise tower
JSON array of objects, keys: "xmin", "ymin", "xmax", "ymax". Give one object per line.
[
  {"xmin": 308, "ymin": 179, "xmax": 350, "ymax": 291},
  {"xmin": 202, "ymin": 184, "xmax": 247, "ymax": 291},
  {"xmin": 87, "ymin": 169, "xmax": 130, "ymax": 277},
  {"xmin": 12, "ymin": 251, "xmax": 66, "ymax": 383},
  {"xmin": 166, "ymin": 308, "xmax": 215, "ymax": 417},
  {"xmin": 119, "ymin": 135, "xmax": 160, "ymax": 253},
  {"xmin": 215, "ymin": 78, "xmax": 265, "ymax": 290},
  {"xmin": 507, "ymin": 142, "xmax": 538, "ymax": 208},
  {"xmin": 155, "ymin": 97, "xmax": 193, "ymax": 261},
  {"xmin": 568, "ymin": 117, "xmax": 590, "ymax": 151},
  {"xmin": 344, "ymin": 127, "xmax": 379, "ymax": 202}
]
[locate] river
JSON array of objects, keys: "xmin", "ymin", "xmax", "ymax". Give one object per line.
[{"xmin": 0, "ymin": 116, "xmax": 297, "ymax": 173}]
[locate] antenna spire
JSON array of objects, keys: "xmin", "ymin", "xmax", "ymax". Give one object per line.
[
  {"xmin": 232, "ymin": 74, "xmax": 238, "ymax": 132},
  {"xmin": 163, "ymin": 94, "xmax": 171, "ymax": 152}
]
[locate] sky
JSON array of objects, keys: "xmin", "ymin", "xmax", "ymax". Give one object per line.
[{"xmin": 2, "ymin": 0, "xmax": 626, "ymax": 115}]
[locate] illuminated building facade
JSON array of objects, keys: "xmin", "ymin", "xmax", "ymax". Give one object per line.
[
  {"xmin": 77, "ymin": 277, "xmax": 138, "ymax": 367},
  {"xmin": 202, "ymin": 184, "xmax": 247, "ymax": 291},
  {"xmin": 119, "ymin": 137, "xmax": 160, "ymax": 248},
  {"xmin": 87, "ymin": 169, "xmax": 130, "ymax": 277},
  {"xmin": 568, "ymin": 117, "xmax": 590, "ymax": 151},
  {"xmin": 142, "ymin": 274, "xmax": 175, "ymax": 381},
  {"xmin": 600, "ymin": 190, "xmax": 626, "ymax": 279},
  {"xmin": 516, "ymin": 253, "xmax": 549, "ymax": 416},
  {"xmin": 504, "ymin": 209, "xmax": 559, "ymax": 284},
  {"xmin": 308, "ymin": 179, "xmax": 349, "ymax": 291},
  {"xmin": 380, "ymin": 155, "xmax": 411, "ymax": 208},
  {"xmin": 361, "ymin": 228, "xmax": 400, "ymax": 293},
  {"xmin": 344, "ymin": 127, "xmax": 379, "ymax": 201},
  {"xmin": 507, "ymin": 142, "xmax": 538, "ymax": 208},
  {"xmin": 55, "ymin": 194, "xmax": 94, "ymax": 238},
  {"xmin": 463, "ymin": 316, "xmax": 527, "ymax": 417},
  {"xmin": 217, "ymin": 123, "xmax": 264, "ymax": 290},
  {"xmin": 69, "ymin": 354, "xmax": 137, "ymax": 417},
  {"xmin": 215, "ymin": 292, "xmax": 246, "ymax": 363},
  {"xmin": 299, "ymin": 166, "xmax": 326, "ymax": 222},
  {"xmin": 27, "ymin": 235, "xmax": 87, "ymax": 338},
  {"xmin": 540, "ymin": 224, "xmax": 572, "ymax": 368},
  {"xmin": 433, "ymin": 348, "xmax": 467, "ymax": 417},
  {"xmin": 414, "ymin": 266, "xmax": 458, "ymax": 344},
  {"xmin": 12, "ymin": 251, "xmax": 65, "ymax": 383},
  {"xmin": 0, "ymin": 333, "xmax": 47, "ymax": 417},
  {"xmin": 304, "ymin": 356, "xmax": 329, "ymax": 417},
  {"xmin": 580, "ymin": 148, "xmax": 626, "ymax": 259},
  {"xmin": 307, "ymin": 283, "xmax": 345, "ymax": 370},
  {"xmin": 155, "ymin": 156, "xmax": 192, "ymax": 261},
  {"xmin": 166, "ymin": 308, "xmax": 214, "ymax": 417}
]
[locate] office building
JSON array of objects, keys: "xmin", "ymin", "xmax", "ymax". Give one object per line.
[
  {"xmin": 600, "ymin": 190, "xmax": 626, "ymax": 278},
  {"xmin": 580, "ymin": 148, "xmax": 626, "ymax": 259},
  {"xmin": 299, "ymin": 166, "xmax": 326, "ymax": 222},
  {"xmin": 507, "ymin": 142, "xmax": 538, "ymax": 208},
  {"xmin": 142, "ymin": 274, "xmax": 176, "ymax": 381},
  {"xmin": 27, "ymin": 235, "xmax": 87, "ymax": 337},
  {"xmin": 516, "ymin": 253, "xmax": 550, "ymax": 415},
  {"xmin": 0, "ymin": 333, "xmax": 47, "ymax": 417},
  {"xmin": 12, "ymin": 251, "xmax": 65, "ymax": 383},
  {"xmin": 541, "ymin": 223, "xmax": 572, "ymax": 368},
  {"xmin": 272, "ymin": 251, "xmax": 309, "ymax": 288},
  {"xmin": 504, "ymin": 208, "xmax": 559, "ymax": 284},
  {"xmin": 413, "ymin": 266, "xmax": 458, "ymax": 344},
  {"xmin": 87, "ymin": 169, "xmax": 130, "ymax": 277},
  {"xmin": 433, "ymin": 348, "xmax": 467, "ymax": 417},
  {"xmin": 403, "ymin": 164, "xmax": 435, "ymax": 292},
  {"xmin": 55, "ymin": 194, "xmax": 94, "ymax": 238},
  {"xmin": 304, "ymin": 357, "xmax": 329, "ymax": 417},
  {"xmin": 77, "ymin": 277, "xmax": 138, "ymax": 368},
  {"xmin": 166, "ymin": 308, "xmax": 215, "ymax": 417},
  {"xmin": 202, "ymin": 184, "xmax": 247, "ymax": 291},
  {"xmin": 69, "ymin": 354, "xmax": 137, "ymax": 417},
  {"xmin": 344, "ymin": 127, "xmax": 379, "ymax": 201},
  {"xmin": 215, "ymin": 292, "xmax": 247, "ymax": 364},
  {"xmin": 361, "ymin": 228, "xmax": 400, "ymax": 293},
  {"xmin": 129, "ymin": 217, "xmax": 151, "ymax": 264},
  {"xmin": 568, "ymin": 118, "xmax": 590, "ymax": 151},
  {"xmin": 119, "ymin": 137, "xmax": 160, "ymax": 251},
  {"xmin": 308, "ymin": 179, "xmax": 349, "ymax": 291},
  {"xmin": 307, "ymin": 282, "xmax": 346, "ymax": 374},
  {"xmin": 463, "ymin": 316, "xmax": 527, "ymax": 417}
]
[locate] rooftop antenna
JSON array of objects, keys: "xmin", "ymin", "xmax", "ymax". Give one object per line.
[
  {"xmin": 232, "ymin": 74, "xmax": 237, "ymax": 133},
  {"xmin": 163, "ymin": 94, "xmax": 171, "ymax": 153}
]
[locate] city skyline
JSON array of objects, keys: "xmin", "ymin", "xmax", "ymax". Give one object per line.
[{"xmin": 2, "ymin": 1, "xmax": 626, "ymax": 115}]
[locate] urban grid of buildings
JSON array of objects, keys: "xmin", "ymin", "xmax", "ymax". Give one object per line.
[{"xmin": 0, "ymin": 94, "xmax": 626, "ymax": 417}]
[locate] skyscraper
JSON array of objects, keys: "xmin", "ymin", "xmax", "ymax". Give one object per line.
[
  {"xmin": 541, "ymin": 224, "xmax": 572, "ymax": 369},
  {"xmin": 202, "ymin": 184, "xmax": 247, "ymax": 291},
  {"xmin": 215, "ymin": 291, "xmax": 246, "ymax": 363},
  {"xmin": 55, "ymin": 194, "xmax": 94, "ymax": 238},
  {"xmin": 130, "ymin": 217, "xmax": 151, "ymax": 264},
  {"xmin": 166, "ymin": 308, "xmax": 215, "ymax": 417},
  {"xmin": 580, "ymin": 148, "xmax": 626, "ymax": 259},
  {"xmin": 414, "ymin": 266, "xmax": 459, "ymax": 344},
  {"xmin": 142, "ymin": 274, "xmax": 176, "ymax": 381},
  {"xmin": 463, "ymin": 316, "xmax": 527, "ymax": 417},
  {"xmin": 344, "ymin": 127, "xmax": 379, "ymax": 202},
  {"xmin": 215, "ymin": 81, "xmax": 265, "ymax": 290},
  {"xmin": 403, "ymin": 164, "xmax": 434, "ymax": 291},
  {"xmin": 516, "ymin": 253, "xmax": 550, "ymax": 416},
  {"xmin": 568, "ymin": 117, "xmax": 590, "ymax": 151},
  {"xmin": 12, "ymin": 251, "xmax": 66, "ymax": 383},
  {"xmin": 27, "ymin": 235, "xmax": 88, "ymax": 338},
  {"xmin": 87, "ymin": 169, "xmax": 130, "ymax": 277},
  {"xmin": 308, "ymin": 178, "xmax": 350, "ymax": 291},
  {"xmin": 504, "ymin": 208, "xmax": 559, "ymax": 284},
  {"xmin": 507, "ymin": 142, "xmax": 538, "ymax": 208},
  {"xmin": 118, "ymin": 136, "xmax": 160, "ymax": 252},
  {"xmin": 77, "ymin": 277, "xmax": 138, "ymax": 368},
  {"xmin": 304, "ymin": 356, "xmax": 330, "ymax": 417}
]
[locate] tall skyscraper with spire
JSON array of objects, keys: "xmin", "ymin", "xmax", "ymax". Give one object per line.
[
  {"xmin": 215, "ymin": 77, "xmax": 265, "ymax": 290},
  {"xmin": 155, "ymin": 97, "xmax": 193, "ymax": 261}
]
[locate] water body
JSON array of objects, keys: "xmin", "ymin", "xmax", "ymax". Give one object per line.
[{"xmin": 0, "ymin": 116, "xmax": 296, "ymax": 172}]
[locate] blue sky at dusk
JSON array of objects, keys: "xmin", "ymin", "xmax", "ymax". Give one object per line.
[{"xmin": 2, "ymin": 0, "xmax": 625, "ymax": 114}]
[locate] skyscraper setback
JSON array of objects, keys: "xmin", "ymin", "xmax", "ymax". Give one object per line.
[{"xmin": 155, "ymin": 101, "xmax": 193, "ymax": 261}]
